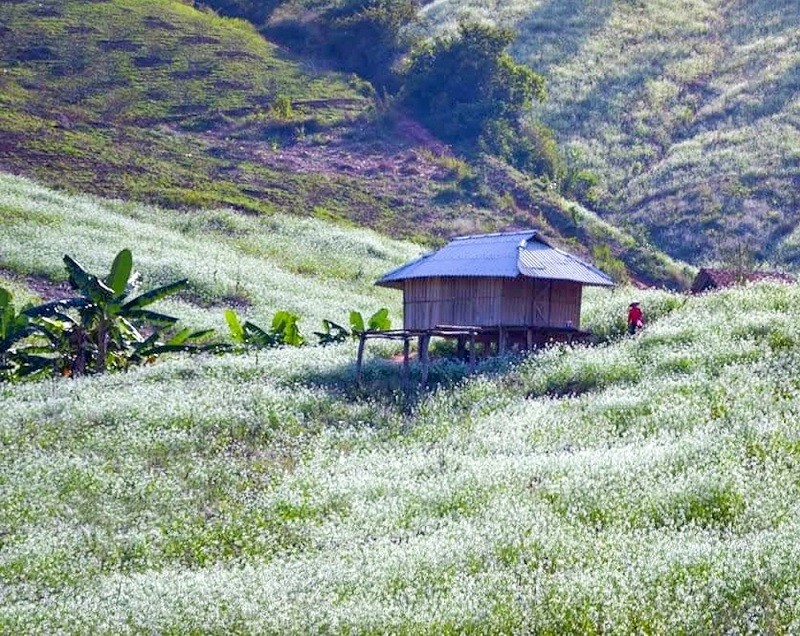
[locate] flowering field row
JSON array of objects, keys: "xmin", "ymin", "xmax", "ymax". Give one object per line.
[{"xmin": 3, "ymin": 174, "xmax": 800, "ymax": 632}]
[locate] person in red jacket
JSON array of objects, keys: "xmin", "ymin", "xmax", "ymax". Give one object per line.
[{"xmin": 627, "ymin": 302, "xmax": 643, "ymax": 335}]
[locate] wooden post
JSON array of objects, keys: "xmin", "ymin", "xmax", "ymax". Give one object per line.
[
  {"xmin": 469, "ymin": 331, "xmax": 476, "ymax": 371},
  {"xmin": 419, "ymin": 333, "xmax": 431, "ymax": 387},
  {"xmin": 526, "ymin": 328, "xmax": 533, "ymax": 351},
  {"xmin": 499, "ymin": 327, "xmax": 506, "ymax": 355},
  {"xmin": 355, "ymin": 332, "xmax": 367, "ymax": 387},
  {"xmin": 457, "ymin": 335, "xmax": 466, "ymax": 361},
  {"xmin": 401, "ymin": 336, "xmax": 410, "ymax": 392}
]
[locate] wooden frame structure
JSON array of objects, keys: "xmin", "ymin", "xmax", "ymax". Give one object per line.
[{"xmin": 355, "ymin": 324, "xmax": 592, "ymax": 389}]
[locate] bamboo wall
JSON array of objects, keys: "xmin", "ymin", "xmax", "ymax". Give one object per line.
[{"xmin": 403, "ymin": 276, "xmax": 582, "ymax": 330}]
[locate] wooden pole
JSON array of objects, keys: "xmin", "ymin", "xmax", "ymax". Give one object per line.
[
  {"xmin": 401, "ymin": 336, "xmax": 410, "ymax": 392},
  {"xmin": 355, "ymin": 332, "xmax": 367, "ymax": 387},
  {"xmin": 499, "ymin": 327, "xmax": 506, "ymax": 355},
  {"xmin": 419, "ymin": 333, "xmax": 431, "ymax": 387},
  {"xmin": 469, "ymin": 331, "xmax": 476, "ymax": 371},
  {"xmin": 526, "ymin": 327, "xmax": 533, "ymax": 351}
]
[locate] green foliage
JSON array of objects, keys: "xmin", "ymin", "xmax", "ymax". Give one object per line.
[
  {"xmin": 60, "ymin": 249, "xmax": 192, "ymax": 375},
  {"xmin": 200, "ymin": 0, "xmax": 284, "ymax": 24},
  {"xmin": 314, "ymin": 319, "xmax": 350, "ymax": 346},
  {"xmin": 591, "ymin": 244, "xmax": 629, "ymax": 285},
  {"xmin": 480, "ymin": 119, "xmax": 563, "ymax": 179},
  {"xmin": 224, "ymin": 308, "xmax": 305, "ymax": 349},
  {"xmin": 271, "ymin": 310, "xmax": 304, "ymax": 347},
  {"xmin": 402, "ymin": 21, "xmax": 546, "ymax": 151},
  {"xmin": 271, "ymin": 94, "xmax": 294, "ymax": 120},
  {"xmin": 0, "ymin": 288, "xmax": 59, "ymax": 381},
  {"xmin": 324, "ymin": 0, "xmax": 419, "ymax": 92},
  {"xmin": 349, "ymin": 307, "xmax": 391, "ymax": 333},
  {"xmin": 0, "ymin": 249, "xmax": 210, "ymax": 381}
]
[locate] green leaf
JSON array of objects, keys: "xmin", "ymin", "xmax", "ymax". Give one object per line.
[
  {"xmin": 272, "ymin": 311, "xmax": 304, "ymax": 346},
  {"xmin": 368, "ymin": 307, "xmax": 391, "ymax": 331},
  {"xmin": 64, "ymin": 254, "xmax": 115, "ymax": 303},
  {"xmin": 349, "ymin": 311, "xmax": 365, "ymax": 334},
  {"xmin": 106, "ymin": 248, "xmax": 133, "ymax": 296},
  {"xmin": 242, "ymin": 321, "xmax": 276, "ymax": 347},
  {"xmin": 125, "ymin": 308, "xmax": 180, "ymax": 327},
  {"xmin": 168, "ymin": 327, "xmax": 215, "ymax": 346},
  {"xmin": 224, "ymin": 308, "xmax": 245, "ymax": 343},
  {"xmin": 122, "ymin": 279, "xmax": 188, "ymax": 311},
  {"xmin": 23, "ymin": 298, "xmax": 86, "ymax": 318}
]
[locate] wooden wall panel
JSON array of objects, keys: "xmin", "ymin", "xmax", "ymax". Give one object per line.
[
  {"xmin": 403, "ymin": 277, "xmax": 583, "ymax": 330},
  {"xmin": 548, "ymin": 281, "xmax": 581, "ymax": 328}
]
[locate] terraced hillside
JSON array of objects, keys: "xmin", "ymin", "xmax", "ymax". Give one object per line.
[
  {"xmin": 421, "ymin": 0, "xmax": 800, "ymax": 266},
  {"xmin": 0, "ymin": 0, "xmax": 479, "ymax": 239},
  {"xmin": 0, "ymin": 0, "xmax": 692, "ymax": 288}
]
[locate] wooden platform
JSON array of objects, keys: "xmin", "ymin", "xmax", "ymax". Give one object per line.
[{"xmin": 355, "ymin": 324, "xmax": 593, "ymax": 388}]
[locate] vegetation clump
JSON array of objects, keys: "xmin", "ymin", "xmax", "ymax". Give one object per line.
[{"xmin": 402, "ymin": 21, "xmax": 548, "ymax": 173}]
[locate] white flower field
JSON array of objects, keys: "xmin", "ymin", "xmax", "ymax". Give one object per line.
[{"xmin": 3, "ymin": 174, "xmax": 800, "ymax": 633}]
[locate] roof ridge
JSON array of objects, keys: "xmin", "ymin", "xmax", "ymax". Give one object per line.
[{"xmin": 453, "ymin": 229, "xmax": 538, "ymax": 241}]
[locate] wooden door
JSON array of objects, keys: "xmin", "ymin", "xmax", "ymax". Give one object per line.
[{"xmin": 532, "ymin": 280, "xmax": 551, "ymax": 326}]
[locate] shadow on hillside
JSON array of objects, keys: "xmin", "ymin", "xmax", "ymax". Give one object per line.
[
  {"xmin": 512, "ymin": 0, "xmax": 614, "ymax": 74},
  {"xmin": 288, "ymin": 352, "xmax": 521, "ymax": 411},
  {"xmin": 547, "ymin": 51, "xmax": 684, "ymax": 141}
]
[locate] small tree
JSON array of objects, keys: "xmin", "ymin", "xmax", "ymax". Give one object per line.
[
  {"xmin": 402, "ymin": 22, "xmax": 546, "ymax": 151},
  {"xmin": 323, "ymin": 0, "xmax": 419, "ymax": 92}
]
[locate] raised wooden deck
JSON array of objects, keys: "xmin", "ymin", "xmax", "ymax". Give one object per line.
[{"xmin": 355, "ymin": 324, "xmax": 593, "ymax": 388}]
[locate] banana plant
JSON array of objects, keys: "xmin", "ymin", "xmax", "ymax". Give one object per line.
[
  {"xmin": 349, "ymin": 307, "xmax": 391, "ymax": 335},
  {"xmin": 0, "ymin": 287, "xmax": 43, "ymax": 380},
  {"xmin": 224, "ymin": 309, "xmax": 304, "ymax": 349},
  {"xmin": 61, "ymin": 249, "xmax": 189, "ymax": 374},
  {"xmin": 314, "ymin": 319, "xmax": 350, "ymax": 346},
  {"xmin": 0, "ymin": 288, "xmax": 74, "ymax": 380},
  {"xmin": 271, "ymin": 310, "xmax": 304, "ymax": 347}
]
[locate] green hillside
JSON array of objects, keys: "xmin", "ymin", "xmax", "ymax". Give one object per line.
[
  {"xmin": 4, "ymin": 175, "xmax": 800, "ymax": 631},
  {"xmin": 0, "ymin": 0, "xmax": 692, "ymax": 287},
  {"xmin": 421, "ymin": 0, "xmax": 800, "ymax": 266},
  {"xmin": 0, "ymin": 0, "xmax": 463, "ymax": 239}
]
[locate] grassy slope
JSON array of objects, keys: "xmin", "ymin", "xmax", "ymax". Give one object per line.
[
  {"xmin": 0, "ymin": 0, "xmax": 690, "ymax": 287},
  {"xmin": 0, "ymin": 0, "xmax": 472, "ymax": 241},
  {"xmin": 421, "ymin": 0, "xmax": 800, "ymax": 266},
  {"xmin": 4, "ymin": 174, "xmax": 800, "ymax": 631},
  {"xmin": 0, "ymin": 172, "xmax": 418, "ymax": 333}
]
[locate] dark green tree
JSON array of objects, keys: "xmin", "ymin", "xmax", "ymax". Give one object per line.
[
  {"xmin": 402, "ymin": 22, "xmax": 546, "ymax": 151},
  {"xmin": 323, "ymin": 0, "xmax": 419, "ymax": 92}
]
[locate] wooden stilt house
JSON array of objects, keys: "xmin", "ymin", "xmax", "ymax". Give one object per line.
[
  {"xmin": 355, "ymin": 231, "xmax": 614, "ymax": 386},
  {"xmin": 376, "ymin": 230, "xmax": 614, "ymax": 335}
]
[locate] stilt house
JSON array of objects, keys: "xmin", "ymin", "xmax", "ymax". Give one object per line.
[
  {"xmin": 355, "ymin": 231, "xmax": 614, "ymax": 387},
  {"xmin": 376, "ymin": 230, "xmax": 614, "ymax": 336}
]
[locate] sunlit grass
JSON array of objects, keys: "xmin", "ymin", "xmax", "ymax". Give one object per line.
[{"xmin": 0, "ymin": 172, "xmax": 419, "ymax": 332}]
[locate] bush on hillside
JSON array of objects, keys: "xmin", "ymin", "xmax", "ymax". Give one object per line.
[
  {"xmin": 480, "ymin": 119, "xmax": 563, "ymax": 180},
  {"xmin": 323, "ymin": 0, "xmax": 419, "ymax": 92},
  {"xmin": 199, "ymin": 0, "xmax": 284, "ymax": 24},
  {"xmin": 402, "ymin": 22, "xmax": 547, "ymax": 166},
  {"xmin": 266, "ymin": 0, "xmax": 419, "ymax": 93}
]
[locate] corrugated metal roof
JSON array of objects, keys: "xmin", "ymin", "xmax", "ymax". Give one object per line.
[
  {"xmin": 376, "ymin": 230, "xmax": 614, "ymax": 287},
  {"xmin": 518, "ymin": 240, "xmax": 615, "ymax": 286}
]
